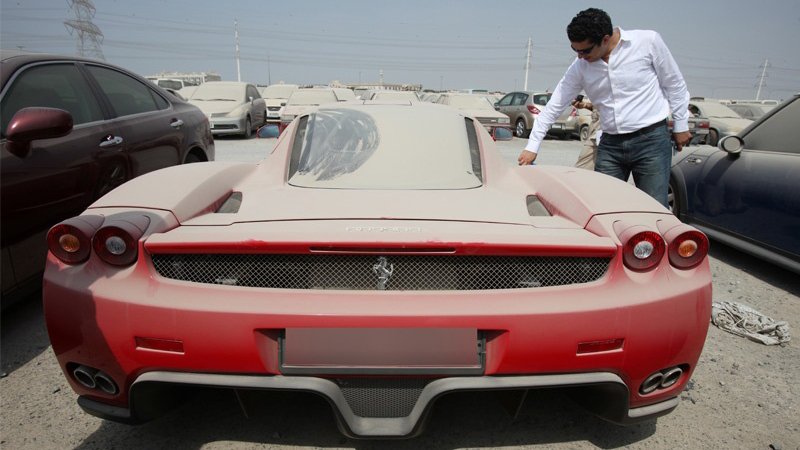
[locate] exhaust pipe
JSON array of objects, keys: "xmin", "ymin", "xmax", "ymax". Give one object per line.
[
  {"xmin": 93, "ymin": 371, "xmax": 119, "ymax": 395},
  {"xmin": 73, "ymin": 365, "xmax": 98, "ymax": 389},
  {"xmin": 639, "ymin": 372, "xmax": 664, "ymax": 395},
  {"xmin": 660, "ymin": 367, "xmax": 683, "ymax": 389}
]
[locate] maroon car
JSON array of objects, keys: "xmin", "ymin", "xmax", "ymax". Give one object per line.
[{"xmin": 1, "ymin": 50, "xmax": 215, "ymax": 305}]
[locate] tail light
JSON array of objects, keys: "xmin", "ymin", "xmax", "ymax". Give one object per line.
[
  {"xmin": 615, "ymin": 224, "xmax": 665, "ymax": 271},
  {"xmin": 92, "ymin": 215, "xmax": 150, "ymax": 266},
  {"xmin": 47, "ymin": 216, "xmax": 105, "ymax": 264},
  {"xmin": 527, "ymin": 105, "xmax": 540, "ymax": 114},
  {"xmin": 698, "ymin": 121, "xmax": 710, "ymax": 129},
  {"xmin": 663, "ymin": 226, "xmax": 709, "ymax": 269}
]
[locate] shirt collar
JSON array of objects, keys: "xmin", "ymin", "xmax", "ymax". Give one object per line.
[{"xmin": 617, "ymin": 27, "xmax": 630, "ymax": 42}]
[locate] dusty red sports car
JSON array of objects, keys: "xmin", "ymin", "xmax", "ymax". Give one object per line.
[{"xmin": 44, "ymin": 102, "xmax": 712, "ymax": 438}]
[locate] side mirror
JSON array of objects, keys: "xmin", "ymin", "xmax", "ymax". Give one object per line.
[
  {"xmin": 4, "ymin": 107, "xmax": 73, "ymax": 157},
  {"xmin": 494, "ymin": 102, "xmax": 500, "ymax": 110},
  {"xmin": 718, "ymin": 135, "xmax": 744, "ymax": 155},
  {"xmin": 493, "ymin": 127, "xmax": 513, "ymax": 141},
  {"xmin": 256, "ymin": 124, "xmax": 279, "ymax": 138},
  {"xmin": 280, "ymin": 102, "xmax": 286, "ymax": 107}
]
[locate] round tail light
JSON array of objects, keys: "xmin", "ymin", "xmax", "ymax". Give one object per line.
[
  {"xmin": 92, "ymin": 216, "xmax": 150, "ymax": 266},
  {"xmin": 668, "ymin": 230, "xmax": 709, "ymax": 269},
  {"xmin": 47, "ymin": 216, "xmax": 105, "ymax": 264},
  {"xmin": 622, "ymin": 230, "xmax": 665, "ymax": 271}
]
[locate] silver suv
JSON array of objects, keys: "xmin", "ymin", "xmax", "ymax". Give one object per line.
[{"xmin": 495, "ymin": 91, "xmax": 574, "ymax": 138}]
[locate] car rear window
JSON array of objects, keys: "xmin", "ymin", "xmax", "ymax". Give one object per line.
[{"xmin": 287, "ymin": 106, "xmax": 483, "ymax": 189}]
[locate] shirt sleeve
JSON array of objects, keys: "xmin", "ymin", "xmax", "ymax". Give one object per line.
[
  {"xmin": 524, "ymin": 60, "xmax": 583, "ymax": 153},
  {"xmin": 651, "ymin": 31, "xmax": 690, "ymax": 133}
]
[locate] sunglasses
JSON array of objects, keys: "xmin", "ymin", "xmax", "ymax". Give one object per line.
[{"xmin": 571, "ymin": 43, "xmax": 595, "ymax": 55}]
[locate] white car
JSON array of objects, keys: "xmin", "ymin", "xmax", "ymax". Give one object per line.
[
  {"xmin": 188, "ymin": 81, "xmax": 266, "ymax": 138},
  {"xmin": 436, "ymin": 93, "xmax": 511, "ymax": 132},
  {"xmin": 279, "ymin": 88, "xmax": 339, "ymax": 133},
  {"xmin": 688, "ymin": 101, "xmax": 753, "ymax": 146},
  {"xmin": 258, "ymin": 84, "xmax": 298, "ymax": 124}
]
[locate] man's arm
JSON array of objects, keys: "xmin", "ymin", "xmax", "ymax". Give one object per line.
[
  {"xmin": 651, "ymin": 31, "xmax": 691, "ymax": 149},
  {"xmin": 518, "ymin": 61, "xmax": 583, "ymax": 165}
]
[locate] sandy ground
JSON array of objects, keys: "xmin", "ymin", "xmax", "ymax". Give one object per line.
[{"xmin": 1, "ymin": 137, "xmax": 798, "ymax": 449}]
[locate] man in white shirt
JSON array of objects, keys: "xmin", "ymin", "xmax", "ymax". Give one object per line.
[{"xmin": 517, "ymin": 8, "xmax": 691, "ymax": 207}]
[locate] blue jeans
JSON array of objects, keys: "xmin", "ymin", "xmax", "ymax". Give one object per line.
[{"xmin": 595, "ymin": 122, "xmax": 672, "ymax": 207}]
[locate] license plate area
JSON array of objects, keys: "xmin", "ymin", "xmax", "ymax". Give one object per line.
[{"xmin": 280, "ymin": 328, "xmax": 485, "ymax": 375}]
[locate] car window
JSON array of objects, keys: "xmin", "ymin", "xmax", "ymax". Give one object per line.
[
  {"xmin": 86, "ymin": 65, "xmax": 166, "ymax": 117},
  {"xmin": 511, "ymin": 93, "xmax": 526, "ymax": 106},
  {"xmin": 533, "ymin": 94, "xmax": 550, "ymax": 105},
  {"xmin": 465, "ymin": 118, "xmax": 482, "ymax": 182},
  {"xmin": 288, "ymin": 106, "xmax": 482, "ymax": 189},
  {"xmin": 1, "ymin": 63, "xmax": 104, "ymax": 135},
  {"xmin": 741, "ymin": 97, "xmax": 800, "ymax": 154},
  {"xmin": 497, "ymin": 94, "xmax": 513, "ymax": 106},
  {"xmin": 247, "ymin": 85, "xmax": 260, "ymax": 100}
]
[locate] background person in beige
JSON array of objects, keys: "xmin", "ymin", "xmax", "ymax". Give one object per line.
[{"xmin": 573, "ymin": 99, "xmax": 600, "ymax": 170}]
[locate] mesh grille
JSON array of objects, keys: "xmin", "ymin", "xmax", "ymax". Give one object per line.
[
  {"xmin": 333, "ymin": 378, "xmax": 431, "ymax": 418},
  {"xmin": 150, "ymin": 254, "xmax": 609, "ymax": 290}
]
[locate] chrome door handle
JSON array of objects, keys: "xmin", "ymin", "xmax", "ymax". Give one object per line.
[
  {"xmin": 170, "ymin": 119, "xmax": 184, "ymax": 129},
  {"xmin": 99, "ymin": 135, "xmax": 124, "ymax": 148},
  {"xmin": 687, "ymin": 157, "xmax": 703, "ymax": 164}
]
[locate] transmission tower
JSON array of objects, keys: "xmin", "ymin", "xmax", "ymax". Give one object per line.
[
  {"xmin": 755, "ymin": 58, "xmax": 769, "ymax": 100},
  {"xmin": 64, "ymin": 0, "xmax": 105, "ymax": 60}
]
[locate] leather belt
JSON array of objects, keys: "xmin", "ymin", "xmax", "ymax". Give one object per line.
[{"xmin": 604, "ymin": 119, "xmax": 667, "ymax": 138}]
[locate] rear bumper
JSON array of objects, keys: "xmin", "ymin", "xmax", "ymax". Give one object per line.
[{"xmin": 78, "ymin": 371, "xmax": 680, "ymax": 438}]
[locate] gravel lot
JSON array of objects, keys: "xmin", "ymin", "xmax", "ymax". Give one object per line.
[{"xmin": 1, "ymin": 136, "xmax": 798, "ymax": 450}]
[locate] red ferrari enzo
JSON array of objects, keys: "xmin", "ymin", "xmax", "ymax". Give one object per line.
[{"xmin": 44, "ymin": 102, "xmax": 712, "ymax": 438}]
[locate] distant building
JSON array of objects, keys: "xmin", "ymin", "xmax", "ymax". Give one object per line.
[{"xmin": 146, "ymin": 71, "xmax": 222, "ymax": 87}]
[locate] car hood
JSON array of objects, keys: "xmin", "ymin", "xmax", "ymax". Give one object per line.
[
  {"xmin": 190, "ymin": 100, "xmax": 244, "ymax": 114},
  {"xmin": 264, "ymin": 98, "xmax": 287, "ymax": 107},
  {"xmin": 458, "ymin": 108, "xmax": 508, "ymax": 120}
]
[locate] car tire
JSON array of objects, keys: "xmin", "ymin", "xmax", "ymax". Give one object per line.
[
  {"xmin": 242, "ymin": 117, "xmax": 252, "ymax": 139},
  {"xmin": 579, "ymin": 125, "xmax": 589, "ymax": 142},
  {"xmin": 515, "ymin": 119, "xmax": 530, "ymax": 138},
  {"xmin": 668, "ymin": 178, "xmax": 681, "ymax": 220},
  {"xmin": 184, "ymin": 153, "xmax": 204, "ymax": 164},
  {"xmin": 707, "ymin": 129, "xmax": 719, "ymax": 146}
]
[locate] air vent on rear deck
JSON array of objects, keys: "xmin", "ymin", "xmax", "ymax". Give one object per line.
[
  {"xmin": 526, "ymin": 195, "xmax": 551, "ymax": 216},
  {"xmin": 216, "ymin": 192, "xmax": 242, "ymax": 213}
]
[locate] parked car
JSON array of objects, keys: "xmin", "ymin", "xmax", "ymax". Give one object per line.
[
  {"xmin": 332, "ymin": 87, "xmax": 357, "ymax": 102},
  {"xmin": 187, "ymin": 81, "xmax": 266, "ymax": 138},
  {"xmin": 435, "ymin": 93, "xmax": 510, "ymax": 133},
  {"xmin": 258, "ymin": 83, "xmax": 298, "ymax": 124},
  {"xmin": 369, "ymin": 90, "xmax": 421, "ymax": 102},
  {"xmin": 0, "ymin": 50, "xmax": 214, "ymax": 306},
  {"xmin": 278, "ymin": 87, "xmax": 338, "ymax": 133},
  {"xmin": 726, "ymin": 103, "xmax": 775, "ymax": 121},
  {"xmin": 670, "ymin": 94, "xmax": 799, "ymax": 274},
  {"xmin": 668, "ymin": 113, "xmax": 710, "ymax": 146},
  {"xmin": 687, "ymin": 101, "xmax": 752, "ymax": 146},
  {"xmin": 494, "ymin": 91, "xmax": 573, "ymax": 138},
  {"xmin": 43, "ymin": 102, "xmax": 711, "ymax": 438}
]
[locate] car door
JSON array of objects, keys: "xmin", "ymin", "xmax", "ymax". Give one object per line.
[
  {"xmin": 690, "ymin": 97, "xmax": 800, "ymax": 258},
  {"xmin": 247, "ymin": 84, "xmax": 266, "ymax": 126},
  {"xmin": 1, "ymin": 61, "xmax": 113, "ymax": 246},
  {"xmin": 83, "ymin": 63, "xmax": 185, "ymax": 182},
  {"xmin": 495, "ymin": 93, "xmax": 513, "ymax": 116}
]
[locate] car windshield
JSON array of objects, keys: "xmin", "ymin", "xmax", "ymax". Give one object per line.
[
  {"xmin": 260, "ymin": 85, "xmax": 297, "ymax": 98},
  {"xmin": 697, "ymin": 102, "xmax": 741, "ymax": 118},
  {"xmin": 288, "ymin": 106, "xmax": 482, "ymax": 189},
  {"xmin": 287, "ymin": 90, "xmax": 338, "ymax": 106},
  {"xmin": 445, "ymin": 95, "xmax": 494, "ymax": 110},
  {"xmin": 190, "ymin": 83, "xmax": 244, "ymax": 101},
  {"xmin": 157, "ymin": 79, "xmax": 183, "ymax": 90}
]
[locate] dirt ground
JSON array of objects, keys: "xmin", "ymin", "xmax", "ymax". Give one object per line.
[{"xmin": 1, "ymin": 240, "xmax": 798, "ymax": 450}]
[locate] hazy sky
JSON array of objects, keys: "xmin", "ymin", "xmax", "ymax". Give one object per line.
[{"xmin": 2, "ymin": 0, "xmax": 798, "ymax": 99}]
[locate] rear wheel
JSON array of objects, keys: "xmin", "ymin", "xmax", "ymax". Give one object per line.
[
  {"xmin": 707, "ymin": 129, "xmax": 719, "ymax": 146},
  {"xmin": 515, "ymin": 119, "xmax": 530, "ymax": 138},
  {"xmin": 668, "ymin": 179, "xmax": 681, "ymax": 219},
  {"xmin": 579, "ymin": 124, "xmax": 589, "ymax": 142}
]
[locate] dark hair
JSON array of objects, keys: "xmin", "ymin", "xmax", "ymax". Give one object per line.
[{"xmin": 567, "ymin": 8, "xmax": 613, "ymax": 45}]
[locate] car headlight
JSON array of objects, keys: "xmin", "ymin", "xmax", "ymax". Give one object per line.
[{"xmin": 498, "ymin": 117, "xmax": 510, "ymax": 124}]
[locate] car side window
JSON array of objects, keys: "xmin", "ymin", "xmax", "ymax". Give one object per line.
[
  {"xmin": 86, "ymin": 65, "xmax": 167, "ymax": 117},
  {"xmin": 1, "ymin": 63, "xmax": 104, "ymax": 136},
  {"xmin": 497, "ymin": 94, "xmax": 513, "ymax": 106},
  {"xmin": 247, "ymin": 86, "xmax": 260, "ymax": 100},
  {"xmin": 511, "ymin": 94, "xmax": 525, "ymax": 106},
  {"xmin": 464, "ymin": 118, "xmax": 482, "ymax": 182},
  {"xmin": 741, "ymin": 98, "xmax": 800, "ymax": 154}
]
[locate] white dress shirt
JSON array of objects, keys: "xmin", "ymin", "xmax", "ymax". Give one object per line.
[{"xmin": 525, "ymin": 28, "xmax": 690, "ymax": 153}]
